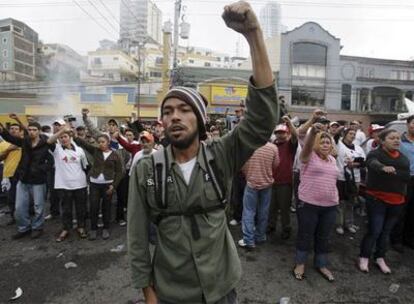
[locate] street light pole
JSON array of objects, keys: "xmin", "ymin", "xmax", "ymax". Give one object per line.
[{"xmin": 173, "ymin": 0, "xmax": 181, "ymax": 69}]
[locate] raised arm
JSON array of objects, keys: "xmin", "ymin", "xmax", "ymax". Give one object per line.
[
  {"xmin": 300, "ymin": 124, "xmax": 322, "ymax": 163},
  {"xmin": 282, "ymin": 115, "xmax": 298, "ymax": 143},
  {"xmin": 298, "ymin": 109, "xmax": 325, "ymax": 138},
  {"xmin": 0, "ymin": 123, "xmax": 24, "ymax": 147},
  {"xmin": 81, "ymin": 108, "xmax": 103, "ymax": 139},
  {"xmin": 223, "ymin": 1, "xmax": 272, "ymax": 88},
  {"xmin": 217, "ymin": 1, "xmax": 279, "ymax": 175},
  {"xmin": 113, "ymin": 132, "xmax": 141, "ymax": 154}
]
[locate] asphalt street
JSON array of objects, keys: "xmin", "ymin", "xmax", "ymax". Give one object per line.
[{"xmin": 0, "ymin": 204, "xmax": 413, "ymax": 304}]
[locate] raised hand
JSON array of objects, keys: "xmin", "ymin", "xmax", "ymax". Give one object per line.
[
  {"xmin": 9, "ymin": 113, "xmax": 18, "ymax": 120},
  {"xmin": 81, "ymin": 108, "xmax": 89, "ymax": 116},
  {"xmin": 222, "ymin": 1, "xmax": 260, "ymax": 36}
]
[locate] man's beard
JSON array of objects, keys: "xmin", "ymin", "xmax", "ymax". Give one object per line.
[{"xmin": 165, "ymin": 128, "xmax": 198, "ymax": 150}]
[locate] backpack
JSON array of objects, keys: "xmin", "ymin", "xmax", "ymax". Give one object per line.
[{"xmin": 151, "ymin": 142, "xmax": 227, "ymax": 240}]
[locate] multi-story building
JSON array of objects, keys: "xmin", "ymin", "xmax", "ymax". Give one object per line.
[
  {"xmin": 38, "ymin": 43, "xmax": 86, "ymax": 81},
  {"xmin": 0, "ymin": 18, "xmax": 38, "ymax": 81},
  {"xmin": 259, "ymin": 2, "xmax": 282, "ymax": 39},
  {"xmin": 82, "ymin": 49, "xmax": 138, "ymax": 82},
  {"xmin": 119, "ymin": 0, "xmax": 162, "ymax": 51},
  {"xmin": 279, "ymin": 22, "xmax": 414, "ymax": 123}
]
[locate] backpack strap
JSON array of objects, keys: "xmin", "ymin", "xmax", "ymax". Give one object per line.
[
  {"xmin": 151, "ymin": 147, "xmax": 169, "ymax": 209},
  {"xmin": 201, "ymin": 142, "xmax": 227, "ymax": 204}
]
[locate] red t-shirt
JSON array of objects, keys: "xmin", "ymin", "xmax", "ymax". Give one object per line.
[{"xmin": 273, "ymin": 139, "xmax": 297, "ymax": 185}]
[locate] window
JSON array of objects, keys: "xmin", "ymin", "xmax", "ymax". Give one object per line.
[
  {"xmin": 155, "ymin": 57, "xmax": 163, "ymax": 64},
  {"xmin": 204, "ymin": 62, "xmax": 211, "ymax": 67},
  {"xmin": 291, "ymin": 42, "xmax": 327, "ymax": 106},
  {"xmin": 2, "ymin": 37, "xmax": 7, "ymax": 44},
  {"xmin": 93, "ymin": 57, "xmax": 102, "ymax": 64},
  {"xmin": 13, "ymin": 26, "xmax": 22, "ymax": 35},
  {"xmin": 150, "ymin": 71, "xmax": 162, "ymax": 78},
  {"xmin": 2, "ymin": 62, "xmax": 8, "ymax": 69},
  {"xmin": 189, "ymin": 59, "xmax": 194, "ymax": 64},
  {"xmin": 2, "ymin": 50, "xmax": 7, "ymax": 57},
  {"xmin": 0, "ymin": 26, "xmax": 10, "ymax": 32},
  {"xmin": 341, "ymin": 84, "xmax": 352, "ymax": 110}
]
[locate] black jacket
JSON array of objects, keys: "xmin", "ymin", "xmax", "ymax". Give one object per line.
[
  {"xmin": 1, "ymin": 130, "xmax": 53, "ymax": 184},
  {"xmin": 366, "ymin": 147, "xmax": 410, "ymax": 195}
]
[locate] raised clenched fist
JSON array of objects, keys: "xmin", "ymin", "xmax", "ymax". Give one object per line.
[
  {"xmin": 81, "ymin": 108, "xmax": 89, "ymax": 116},
  {"xmin": 222, "ymin": 1, "xmax": 260, "ymax": 35}
]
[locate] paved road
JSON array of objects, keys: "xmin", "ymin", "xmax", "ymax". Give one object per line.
[{"xmin": 1, "ymin": 207, "xmax": 413, "ymax": 304}]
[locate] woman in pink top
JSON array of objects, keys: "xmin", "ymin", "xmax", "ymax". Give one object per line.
[{"xmin": 293, "ymin": 123, "xmax": 339, "ymax": 282}]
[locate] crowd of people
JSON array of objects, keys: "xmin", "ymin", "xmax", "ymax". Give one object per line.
[{"xmin": 1, "ymin": 1, "xmax": 414, "ymax": 303}]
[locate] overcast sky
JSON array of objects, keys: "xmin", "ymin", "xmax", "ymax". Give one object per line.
[{"xmin": 1, "ymin": 0, "xmax": 413, "ymax": 61}]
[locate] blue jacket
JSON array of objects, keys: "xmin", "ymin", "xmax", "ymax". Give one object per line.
[{"xmin": 400, "ymin": 132, "xmax": 414, "ymax": 176}]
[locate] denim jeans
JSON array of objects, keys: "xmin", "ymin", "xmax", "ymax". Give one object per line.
[
  {"xmin": 89, "ymin": 183, "xmax": 113, "ymax": 230},
  {"xmin": 360, "ymin": 196, "xmax": 404, "ymax": 258},
  {"xmin": 295, "ymin": 200, "xmax": 336, "ymax": 268},
  {"xmin": 241, "ymin": 185, "xmax": 272, "ymax": 246},
  {"xmin": 15, "ymin": 181, "xmax": 47, "ymax": 232},
  {"xmin": 60, "ymin": 188, "xmax": 87, "ymax": 230}
]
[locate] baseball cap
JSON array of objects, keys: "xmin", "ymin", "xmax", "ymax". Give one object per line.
[
  {"xmin": 329, "ymin": 121, "xmax": 340, "ymax": 127},
  {"xmin": 369, "ymin": 124, "xmax": 385, "ymax": 135},
  {"xmin": 274, "ymin": 124, "xmax": 288, "ymax": 133},
  {"xmin": 140, "ymin": 131, "xmax": 154, "ymax": 143},
  {"xmin": 53, "ymin": 119, "xmax": 66, "ymax": 126}
]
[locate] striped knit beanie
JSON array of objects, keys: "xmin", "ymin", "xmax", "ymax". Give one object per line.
[{"xmin": 161, "ymin": 87, "xmax": 208, "ymax": 140}]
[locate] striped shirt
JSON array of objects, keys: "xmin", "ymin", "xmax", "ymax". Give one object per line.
[
  {"xmin": 299, "ymin": 151, "xmax": 339, "ymax": 207},
  {"xmin": 242, "ymin": 143, "xmax": 279, "ymax": 190}
]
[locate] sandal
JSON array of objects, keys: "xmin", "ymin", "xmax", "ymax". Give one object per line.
[
  {"xmin": 316, "ymin": 267, "xmax": 335, "ymax": 282},
  {"xmin": 292, "ymin": 265, "xmax": 305, "ymax": 280},
  {"xmin": 56, "ymin": 230, "xmax": 69, "ymax": 242},
  {"xmin": 77, "ymin": 228, "xmax": 88, "ymax": 239}
]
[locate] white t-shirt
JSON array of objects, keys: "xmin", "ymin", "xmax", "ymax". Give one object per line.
[
  {"xmin": 51, "ymin": 143, "xmax": 88, "ymax": 190},
  {"xmin": 129, "ymin": 149, "xmax": 157, "ymax": 176},
  {"xmin": 178, "ymin": 157, "xmax": 196, "ymax": 185},
  {"xmin": 336, "ymin": 140, "xmax": 366, "ymax": 182}
]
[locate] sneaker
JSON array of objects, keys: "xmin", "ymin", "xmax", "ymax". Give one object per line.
[
  {"xmin": 89, "ymin": 230, "xmax": 97, "ymax": 241},
  {"xmin": 229, "ymin": 219, "xmax": 238, "ymax": 226},
  {"xmin": 12, "ymin": 230, "xmax": 31, "ymax": 240},
  {"xmin": 102, "ymin": 229, "xmax": 110, "ymax": 240},
  {"xmin": 44, "ymin": 214, "xmax": 53, "ymax": 220},
  {"xmin": 237, "ymin": 239, "xmax": 255, "ymax": 250},
  {"xmin": 290, "ymin": 206, "xmax": 296, "ymax": 213},
  {"xmin": 97, "ymin": 221, "xmax": 104, "ymax": 228},
  {"xmin": 118, "ymin": 220, "xmax": 127, "ymax": 227},
  {"xmin": 336, "ymin": 226, "xmax": 344, "ymax": 235},
  {"xmin": 31, "ymin": 229, "xmax": 43, "ymax": 239},
  {"xmin": 347, "ymin": 225, "xmax": 357, "ymax": 234}
]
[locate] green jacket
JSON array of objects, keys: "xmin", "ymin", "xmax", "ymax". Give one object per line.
[{"xmin": 127, "ymin": 81, "xmax": 278, "ymax": 304}]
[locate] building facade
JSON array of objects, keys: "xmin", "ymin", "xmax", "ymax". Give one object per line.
[
  {"xmin": 279, "ymin": 22, "xmax": 414, "ymax": 121},
  {"xmin": 259, "ymin": 2, "xmax": 282, "ymax": 39},
  {"xmin": 82, "ymin": 50, "xmax": 138, "ymax": 82},
  {"xmin": 119, "ymin": 0, "xmax": 162, "ymax": 50},
  {"xmin": 0, "ymin": 18, "xmax": 38, "ymax": 81}
]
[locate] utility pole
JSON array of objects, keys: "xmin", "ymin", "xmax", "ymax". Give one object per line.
[
  {"xmin": 173, "ymin": 0, "xmax": 181, "ymax": 69},
  {"xmin": 136, "ymin": 41, "xmax": 146, "ymax": 119}
]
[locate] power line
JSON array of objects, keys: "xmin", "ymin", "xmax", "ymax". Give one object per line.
[
  {"xmin": 85, "ymin": 0, "xmax": 119, "ymax": 34},
  {"xmin": 72, "ymin": 0, "xmax": 117, "ymax": 39}
]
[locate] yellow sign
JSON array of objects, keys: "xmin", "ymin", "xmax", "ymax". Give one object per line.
[{"xmin": 210, "ymin": 85, "xmax": 248, "ymax": 105}]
